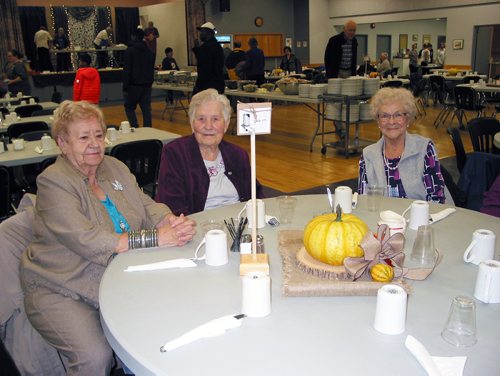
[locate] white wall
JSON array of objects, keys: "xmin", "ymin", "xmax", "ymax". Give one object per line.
[
  {"xmin": 309, "ymin": 0, "xmax": 330, "ymax": 64},
  {"xmin": 326, "ymin": 1, "xmax": 500, "ymax": 67},
  {"xmin": 139, "ymin": 0, "xmax": 187, "ymax": 68},
  {"xmin": 352, "ymin": 19, "xmax": 447, "ymax": 61}
]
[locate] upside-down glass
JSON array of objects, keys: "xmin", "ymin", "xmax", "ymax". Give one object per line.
[
  {"xmin": 366, "ymin": 185, "xmax": 385, "ymax": 212},
  {"xmin": 277, "ymin": 195, "xmax": 298, "ymax": 224},
  {"xmin": 410, "ymin": 225, "xmax": 435, "ymax": 268},
  {"xmin": 441, "ymin": 296, "xmax": 477, "ymax": 347}
]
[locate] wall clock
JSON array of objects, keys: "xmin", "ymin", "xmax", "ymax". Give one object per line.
[{"xmin": 254, "ymin": 17, "xmax": 264, "ymax": 27}]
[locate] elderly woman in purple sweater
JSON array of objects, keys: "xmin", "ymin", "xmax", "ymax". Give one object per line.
[{"xmin": 156, "ymin": 89, "xmax": 263, "ymax": 215}]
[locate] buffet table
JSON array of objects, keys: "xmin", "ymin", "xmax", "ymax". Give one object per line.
[
  {"xmin": 100, "ymin": 195, "xmax": 500, "ymax": 376},
  {"xmin": 32, "ymin": 68, "xmax": 123, "ymax": 89},
  {"xmin": 0, "ymin": 127, "xmax": 179, "ymax": 167}
]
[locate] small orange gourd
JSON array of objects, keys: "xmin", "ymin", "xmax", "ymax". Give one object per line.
[{"xmin": 370, "ymin": 263, "xmax": 394, "ymax": 282}]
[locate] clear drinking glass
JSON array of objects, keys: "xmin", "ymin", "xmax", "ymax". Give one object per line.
[
  {"xmin": 366, "ymin": 185, "xmax": 385, "ymax": 212},
  {"xmin": 277, "ymin": 195, "xmax": 298, "ymax": 224},
  {"xmin": 410, "ymin": 225, "xmax": 435, "ymax": 267},
  {"xmin": 441, "ymin": 296, "xmax": 477, "ymax": 347}
]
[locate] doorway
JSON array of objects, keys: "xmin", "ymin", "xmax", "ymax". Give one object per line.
[
  {"xmin": 356, "ymin": 34, "xmax": 368, "ymax": 65},
  {"xmin": 377, "ymin": 35, "xmax": 392, "ymax": 60}
]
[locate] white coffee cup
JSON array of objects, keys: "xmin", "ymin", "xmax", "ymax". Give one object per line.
[
  {"xmin": 21, "ymin": 100, "xmax": 27, "ymax": 105},
  {"xmin": 41, "ymin": 134, "xmax": 53, "ymax": 150},
  {"xmin": 474, "ymin": 260, "xmax": 500, "ymax": 303},
  {"xmin": 120, "ymin": 121, "xmax": 131, "ymax": 133},
  {"xmin": 408, "ymin": 200, "xmax": 429, "ymax": 230},
  {"xmin": 16, "ymin": 92, "xmax": 23, "ymax": 98},
  {"xmin": 238, "ymin": 199, "xmax": 266, "ymax": 229},
  {"xmin": 9, "ymin": 112, "xmax": 18, "ymax": 122},
  {"xmin": 29, "ymin": 98, "xmax": 36, "ymax": 104},
  {"xmin": 378, "ymin": 210, "xmax": 407, "ymax": 236},
  {"xmin": 333, "ymin": 186, "xmax": 353, "ymax": 214},
  {"xmin": 107, "ymin": 127, "xmax": 118, "ymax": 141},
  {"xmin": 13, "ymin": 138, "xmax": 25, "ymax": 151},
  {"xmin": 464, "ymin": 229, "xmax": 496, "ymax": 265},
  {"xmin": 194, "ymin": 229, "xmax": 228, "ymax": 266}
]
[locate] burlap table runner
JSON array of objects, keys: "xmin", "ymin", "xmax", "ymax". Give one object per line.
[{"xmin": 278, "ymin": 229, "xmax": 412, "ymax": 297}]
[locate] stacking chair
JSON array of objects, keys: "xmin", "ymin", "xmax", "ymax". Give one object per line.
[
  {"xmin": 411, "ymin": 77, "xmax": 427, "ymax": 118},
  {"xmin": 31, "ymin": 108, "xmax": 54, "ymax": 116},
  {"xmin": 14, "ymin": 104, "xmax": 43, "ymax": 118},
  {"xmin": 467, "ymin": 117, "xmax": 500, "ymax": 153},
  {"xmin": 7, "ymin": 121, "xmax": 49, "ymax": 141},
  {"xmin": 430, "ymin": 75, "xmax": 455, "ymax": 128},
  {"xmin": 0, "ymin": 165, "xmax": 11, "ymax": 220},
  {"xmin": 463, "ymin": 75, "xmax": 481, "ymax": 83},
  {"xmin": 451, "ymin": 86, "xmax": 485, "ymax": 129},
  {"xmin": 440, "ymin": 165, "xmax": 466, "ymax": 208},
  {"xmin": 448, "ymin": 127, "xmax": 468, "ymax": 173},
  {"xmin": 1, "ymin": 107, "xmax": 9, "ymax": 117},
  {"xmin": 109, "ymin": 139, "xmax": 164, "ymax": 198},
  {"xmin": 18, "ymin": 130, "xmax": 50, "ymax": 141},
  {"xmin": 383, "ymin": 80, "xmax": 402, "ymax": 88}
]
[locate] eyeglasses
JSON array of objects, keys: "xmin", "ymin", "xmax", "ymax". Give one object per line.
[{"xmin": 378, "ymin": 112, "xmax": 408, "ymax": 123}]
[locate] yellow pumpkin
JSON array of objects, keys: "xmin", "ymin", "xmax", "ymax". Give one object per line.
[
  {"xmin": 303, "ymin": 206, "xmax": 369, "ymax": 266},
  {"xmin": 370, "ymin": 263, "xmax": 394, "ymax": 282}
]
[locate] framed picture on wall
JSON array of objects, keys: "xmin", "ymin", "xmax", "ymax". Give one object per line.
[
  {"xmin": 412, "ymin": 34, "xmax": 418, "ymax": 42},
  {"xmin": 423, "ymin": 34, "xmax": 431, "ymax": 45},
  {"xmin": 452, "ymin": 39, "xmax": 464, "ymax": 50}
]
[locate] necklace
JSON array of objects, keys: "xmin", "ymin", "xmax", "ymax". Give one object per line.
[
  {"xmin": 383, "ymin": 152, "xmax": 401, "ymax": 171},
  {"xmin": 206, "ymin": 158, "xmax": 225, "ymax": 177}
]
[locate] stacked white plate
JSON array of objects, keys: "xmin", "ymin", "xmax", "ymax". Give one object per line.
[
  {"xmin": 363, "ymin": 78, "xmax": 380, "ymax": 96},
  {"xmin": 324, "ymin": 103, "xmax": 341, "ymax": 120},
  {"xmin": 298, "ymin": 84, "xmax": 310, "ymax": 98},
  {"xmin": 327, "ymin": 78, "xmax": 342, "ymax": 94},
  {"xmin": 309, "ymin": 84, "xmax": 327, "ymax": 99},
  {"xmin": 341, "ymin": 78, "xmax": 363, "ymax": 96},
  {"xmin": 324, "ymin": 103, "xmax": 360, "ymax": 122},
  {"xmin": 359, "ymin": 101, "xmax": 372, "ymax": 121},
  {"xmin": 341, "ymin": 103, "xmax": 360, "ymax": 122}
]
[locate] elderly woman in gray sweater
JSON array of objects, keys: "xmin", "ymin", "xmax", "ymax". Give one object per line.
[
  {"xmin": 358, "ymin": 87, "xmax": 447, "ymax": 203},
  {"xmin": 21, "ymin": 100, "xmax": 196, "ymax": 375}
]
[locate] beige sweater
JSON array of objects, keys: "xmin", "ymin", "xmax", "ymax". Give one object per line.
[{"xmin": 21, "ymin": 155, "xmax": 170, "ymax": 308}]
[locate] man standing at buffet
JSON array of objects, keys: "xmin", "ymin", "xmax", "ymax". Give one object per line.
[
  {"xmin": 94, "ymin": 26, "xmax": 112, "ymax": 68},
  {"xmin": 34, "ymin": 26, "xmax": 53, "ymax": 71},
  {"xmin": 192, "ymin": 22, "xmax": 225, "ymax": 95},
  {"xmin": 324, "ymin": 20, "xmax": 358, "ymax": 78}
]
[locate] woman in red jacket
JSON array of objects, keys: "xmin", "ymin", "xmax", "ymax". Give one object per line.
[{"xmin": 73, "ymin": 54, "xmax": 100, "ymax": 104}]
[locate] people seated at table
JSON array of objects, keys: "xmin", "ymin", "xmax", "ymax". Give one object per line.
[
  {"xmin": 73, "ymin": 53, "xmax": 101, "ymax": 104},
  {"xmin": 156, "ymin": 89, "xmax": 263, "ymax": 215},
  {"xmin": 356, "ymin": 55, "xmax": 376, "ymax": 76},
  {"xmin": 20, "ymin": 100, "xmax": 196, "ymax": 375},
  {"xmin": 225, "ymin": 41, "xmax": 246, "ymax": 80},
  {"xmin": 3, "ymin": 49, "xmax": 31, "ymax": 95},
  {"xmin": 280, "ymin": 46, "xmax": 302, "ymax": 74},
  {"xmin": 376, "ymin": 52, "xmax": 391, "ymax": 76},
  {"xmin": 358, "ymin": 87, "xmax": 447, "ymax": 203}
]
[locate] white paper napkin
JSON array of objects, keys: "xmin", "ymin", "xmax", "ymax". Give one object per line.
[
  {"xmin": 124, "ymin": 258, "xmax": 197, "ymax": 272},
  {"xmin": 405, "ymin": 335, "xmax": 467, "ymax": 376}
]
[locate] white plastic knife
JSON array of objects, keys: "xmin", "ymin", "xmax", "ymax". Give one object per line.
[
  {"xmin": 430, "ymin": 208, "xmax": 456, "ymax": 224},
  {"xmin": 160, "ymin": 314, "xmax": 245, "ymax": 352}
]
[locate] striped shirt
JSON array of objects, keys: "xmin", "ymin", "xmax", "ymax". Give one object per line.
[{"xmin": 340, "ymin": 39, "xmax": 353, "ymax": 70}]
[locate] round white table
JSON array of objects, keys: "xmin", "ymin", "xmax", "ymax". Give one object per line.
[{"xmin": 99, "ymin": 195, "xmax": 500, "ymax": 376}]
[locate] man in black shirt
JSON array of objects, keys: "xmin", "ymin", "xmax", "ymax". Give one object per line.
[
  {"xmin": 192, "ymin": 22, "xmax": 225, "ymax": 95},
  {"xmin": 324, "ymin": 20, "xmax": 358, "ymax": 78},
  {"xmin": 123, "ymin": 28, "xmax": 155, "ymax": 127}
]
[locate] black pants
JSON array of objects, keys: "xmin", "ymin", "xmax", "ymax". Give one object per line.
[
  {"xmin": 37, "ymin": 47, "xmax": 53, "ymax": 71},
  {"xmin": 124, "ymin": 85, "xmax": 152, "ymax": 127},
  {"xmin": 94, "ymin": 43, "xmax": 108, "ymax": 68},
  {"xmin": 56, "ymin": 52, "xmax": 71, "ymax": 71}
]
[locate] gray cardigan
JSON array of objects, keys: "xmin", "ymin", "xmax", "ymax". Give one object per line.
[
  {"xmin": 362, "ymin": 133, "xmax": 451, "ymax": 203},
  {"xmin": 21, "ymin": 155, "xmax": 171, "ymax": 308}
]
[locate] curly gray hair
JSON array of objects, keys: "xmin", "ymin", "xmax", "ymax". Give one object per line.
[
  {"xmin": 188, "ymin": 89, "xmax": 232, "ymax": 127},
  {"xmin": 370, "ymin": 87, "xmax": 417, "ymax": 121}
]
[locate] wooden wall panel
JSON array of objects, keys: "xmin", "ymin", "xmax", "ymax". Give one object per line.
[{"xmin": 234, "ymin": 33, "xmax": 284, "ymax": 57}]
